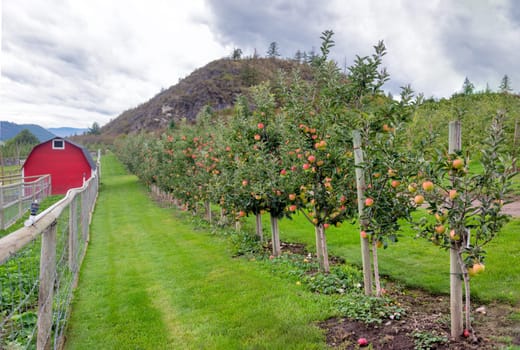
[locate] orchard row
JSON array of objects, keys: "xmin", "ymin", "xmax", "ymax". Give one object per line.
[{"xmin": 115, "ymin": 32, "xmax": 514, "ymax": 338}]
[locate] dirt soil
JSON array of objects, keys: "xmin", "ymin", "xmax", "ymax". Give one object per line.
[{"xmin": 320, "ymin": 285, "xmax": 520, "ymax": 349}]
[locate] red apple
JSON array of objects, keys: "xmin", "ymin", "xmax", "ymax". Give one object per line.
[
  {"xmin": 452, "ymin": 158, "xmax": 464, "ymax": 169},
  {"xmin": 365, "ymin": 198, "xmax": 374, "ymax": 207},
  {"xmin": 449, "ymin": 229, "xmax": 460, "ymax": 241},
  {"xmin": 280, "ymin": 169, "xmax": 287, "ymax": 176},
  {"xmin": 242, "ymin": 179, "xmax": 249, "ymax": 186},
  {"xmin": 463, "ymin": 329, "xmax": 470, "ymax": 338},
  {"xmin": 307, "ymin": 155, "xmax": 316, "ymax": 163},
  {"xmin": 435, "ymin": 225, "xmax": 445, "ymax": 234},
  {"xmin": 357, "ymin": 337, "xmax": 369, "ymax": 347},
  {"xmin": 257, "ymin": 122, "xmax": 265, "ymax": 129},
  {"xmin": 449, "ymin": 189, "xmax": 458, "ymax": 200},
  {"xmin": 289, "ymin": 193, "xmax": 296, "ymax": 201},
  {"xmin": 302, "ymin": 163, "xmax": 311, "ymax": 170},
  {"xmin": 254, "ymin": 134, "xmax": 261, "ymax": 141},
  {"xmin": 422, "ymin": 181, "xmax": 434, "ymax": 192},
  {"xmin": 288, "ymin": 205, "xmax": 297, "ymax": 212},
  {"xmin": 391, "ymin": 180, "xmax": 401, "ymax": 188},
  {"xmin": 360, "ymin": 230, "xmax": 368, "ymax": 239},
  {"xmin": 414, "ymin": 195, "xmax": 425, "ymax": 205}
]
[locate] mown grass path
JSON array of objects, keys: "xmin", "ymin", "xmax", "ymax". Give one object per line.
[{"xmin": 65, "ymin": 155, "xmax": 331, "ymax": 349}]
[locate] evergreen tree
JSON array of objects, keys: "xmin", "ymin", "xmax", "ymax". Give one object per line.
[
  {"xmin": 293, "ymin": 50, "xmax": 303, "ymax": 63},
  {"xmin": 266, "ymin": 42, "xmax": 280, "ymax": 58},
  {"xmin": 231, "ymin": 48, "xmax": 242, "ymax": 60},
  {"xmin": 88, "ymin": 122, "xmax": 101, "ymax": 135},
  {"xmin": 462, "ymin": 77, "xmax": 474, "ymax": 95},
  {"xmin": 499, "ymin": 74, "xmax": 513, "ymax": 93}
]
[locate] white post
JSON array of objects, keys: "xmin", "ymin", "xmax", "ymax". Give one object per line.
[
  {"xmin": 449, "ymin": 120, "xmax": 463, "ymax": 338},
  {"xmin": 353, "ymin": 130, "xmax": 373, "ymax": 295}
]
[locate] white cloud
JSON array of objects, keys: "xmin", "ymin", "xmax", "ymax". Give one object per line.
[{"xmin": 1, "ymin": 0, "xmax": 229, "ymax": 128}]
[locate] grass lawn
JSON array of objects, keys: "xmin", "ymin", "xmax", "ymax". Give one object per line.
[{"xmin": 65, "ymin": 154, "xmax": 333, "ymax": 349}]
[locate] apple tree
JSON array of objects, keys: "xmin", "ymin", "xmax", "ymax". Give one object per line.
[
  {"xmin": 414, "ymin": 111, "xmax": 515, "ymax": 339},
  {"xmin": 279, "ymin": 31, "xmax": 359, "ymax": 272}
]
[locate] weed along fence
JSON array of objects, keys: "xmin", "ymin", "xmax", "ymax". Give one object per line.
[
  {"xmin": 0, "ymin": 168, "xmax": 99, "ymax": 349},
  {"xmin": 0, "ymin": 175, "xmax": 52, "ymax": 230}
]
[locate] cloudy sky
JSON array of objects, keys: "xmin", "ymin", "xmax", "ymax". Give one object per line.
[{"xmin": 1, "ymin": 0, "xmax": 519, "ymax": 129}]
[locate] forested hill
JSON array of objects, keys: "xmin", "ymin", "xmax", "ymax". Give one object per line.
[{"xmin": 101, "ymin": 58, "xmax": 309, "ymax": 136}]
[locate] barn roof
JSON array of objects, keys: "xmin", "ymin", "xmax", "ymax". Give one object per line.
[{"xmin": 25, "ymin": 137, "xmax": 97, "ymax": 170}]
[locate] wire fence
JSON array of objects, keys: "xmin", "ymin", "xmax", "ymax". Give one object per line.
[
  {"xmin": 0, "ymin": 175, "xmax": 52, "ymax": 230},
  {"xmin": 0, "ymin": 166, "xmax": 99, "ymax": 349}
]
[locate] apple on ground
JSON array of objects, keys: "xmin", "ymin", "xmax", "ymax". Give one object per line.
[{"xmin": 357, "ymin": 337, "xmax": 369, "ymax": 347}]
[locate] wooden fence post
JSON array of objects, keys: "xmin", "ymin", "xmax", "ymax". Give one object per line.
[
  {"xmin": 37, "ymin": 222, "xmax": 57, "ymax": 350},
  {"xmin": 69, "ymin": 197, "xmax": 78, "ymax": 273},
  {"xmin": 18, "ymin": 183, "xmax": 23, "ymax": 220},
  {"xmin": 449, "ymin": 120, "xmax": 463, "ymax": 338},
  {"xmin": 81, "ymin": 191, "xmax": 89, "ymax": 241},
  {"xmin": 353, "ymin": 130, "xmax": 373, "ymax": 296},
  {"xmin": 0, "ymin": 185, "xmax": 4, "ymax": 230}
]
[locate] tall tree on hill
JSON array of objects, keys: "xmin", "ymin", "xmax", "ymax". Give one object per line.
[
  {"xmin": 462, "ymin": 77, "xmax": 475, "ymax": 95},
  {"xmin": 88, "ymin": 122, "xmax": 101, "ymax": 135},
  {"xmin": 499, "ymin": 74, "xmax": 513, "ymax": 93},
  {"xmin": 232, "ymin": 48, "xmax": 243, "ymax": 60},
  {"xmin": 267, "ymin": 42, "xmax": 280, "ymax": 58}
]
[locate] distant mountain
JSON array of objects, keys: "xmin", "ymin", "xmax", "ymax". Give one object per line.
[
  {"xmin": 101, "ymin": 57, "xmax": 311, "ymax": 135},
  {"xmin": 48, "ymin": 127, "xmax": 87, "ymax": 137},
  {"xmin": 0, "ymin": 121, "xmax": 55, "ymax": 142}
]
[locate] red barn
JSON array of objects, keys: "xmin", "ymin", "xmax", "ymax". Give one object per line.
[{"xmin": 22, "ymin": 137, "xmax": 97, "ymax": 195}]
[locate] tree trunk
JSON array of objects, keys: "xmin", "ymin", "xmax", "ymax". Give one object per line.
[
  {"xmin": 457, "ymin": 251, "xmax": 472, "ymax": 336},
  {"xmin": 315, "ymin": 224, "xmax": 330, "ymax": 273},
  {"xmin": 255, "ymin": 212, "xmax": 264, "ymax": 242},
  {"xmin": 270, "ymin": 213, "xmax": 281, "ymax": 256},
  {"xmin": 372, "ymin": 239, "xmax": 381, "ymax": 296},
  {"xmin": 205, "ymin": 200, "xmax": 212, "ymax": 224}
]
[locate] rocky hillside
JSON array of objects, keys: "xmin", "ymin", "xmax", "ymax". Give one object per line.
[{"xmin": 101, "ymin": 58, "xmax": 309, "ymax": 136}]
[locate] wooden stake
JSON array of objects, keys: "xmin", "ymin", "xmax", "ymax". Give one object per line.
[
  {"xmin": 449, "ymin": 120, "xmax": 463, "ymax": 338},
  {"xmin": 353, "ymin": 131, "xmax": 372, "ymax": 295}
]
